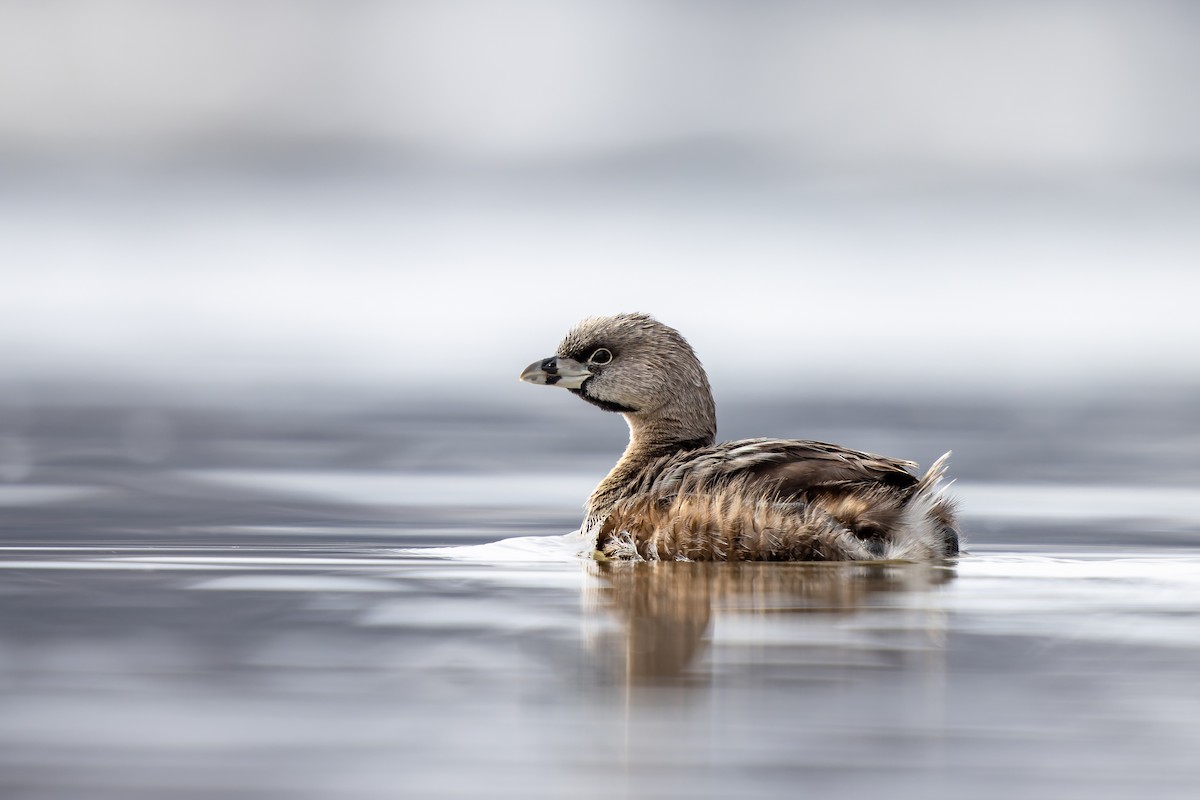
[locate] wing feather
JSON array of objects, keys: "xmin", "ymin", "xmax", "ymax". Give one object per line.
[{"xmin": 652, "ymin": 438, "xmax": 918, "ymax": 500}]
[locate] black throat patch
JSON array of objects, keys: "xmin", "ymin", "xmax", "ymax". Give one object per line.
[{"xmin": 569, "ymin": 381, "xmax": 638, "ymax": 414}]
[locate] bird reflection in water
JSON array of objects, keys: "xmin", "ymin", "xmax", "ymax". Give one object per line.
[{"xmin": 586, "ymin": 561, "xmax": 955, "ymax": 682}]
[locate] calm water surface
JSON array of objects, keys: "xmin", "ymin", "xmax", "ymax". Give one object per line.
[{"xmin": 2, "ymin": 392, "xmax": 1198, "ymax": 799}]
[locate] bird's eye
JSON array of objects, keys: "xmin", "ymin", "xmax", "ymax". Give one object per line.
[{"xmin": 588, "ymin": 348, "xmax": 613, "ymax": 365}]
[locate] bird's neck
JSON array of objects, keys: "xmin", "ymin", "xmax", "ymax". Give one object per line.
[
  {"xmin": 624, "ymin": 410, "xmax": 715, "ymax": 456},
  {"xmin": 625, "ymin": 379, "xmax": 717, "ymax": 451},
  {"xmin": 585, "ymin": 390, "xmax": 716, "ymax": 530}
]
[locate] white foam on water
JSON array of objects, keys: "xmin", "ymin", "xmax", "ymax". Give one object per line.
[{"xmin": 407, "ymin": 531, "xmax": 593, "ymax": 563}]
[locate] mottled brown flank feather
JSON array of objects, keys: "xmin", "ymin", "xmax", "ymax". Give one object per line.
[
  {"xmin": 525, "ymin": 313, "xmax": 960, "ymax": 562},
  {"xmin": 598, "ymin": 466, "xmax": 951, "ymax": 562},
  {"xmin": 600, "ymin": 480, "xmax": 861, "ymax": 561}
]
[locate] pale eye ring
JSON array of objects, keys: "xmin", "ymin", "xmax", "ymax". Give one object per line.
[{"xmin": 588, "ymin": 348, "xmax": 613, "ymax": 365}]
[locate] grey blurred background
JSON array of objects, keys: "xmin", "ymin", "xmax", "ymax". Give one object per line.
[
  {"xmin": 4, "ymin": 11, "xmax": 1199, "ymax": 799},
  {"xmin": 1, "ymin": 0, "xmax": 1198, "ymax": 403}
]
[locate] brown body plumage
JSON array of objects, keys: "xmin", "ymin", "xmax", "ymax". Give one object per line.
[{"xmin": 520, "ymin": 313, "xmax": 959, "ymax": 562}]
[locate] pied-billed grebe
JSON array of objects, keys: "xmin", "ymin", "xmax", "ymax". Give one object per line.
[{"xmin": 520, "ymin": 313, "xmax": 959, "ymax": 562}]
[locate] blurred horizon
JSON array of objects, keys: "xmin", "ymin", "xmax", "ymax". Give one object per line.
[{"xmin": 2, "ymin": 0, "xmax": 1198, "ymax": 399}]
